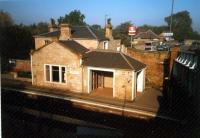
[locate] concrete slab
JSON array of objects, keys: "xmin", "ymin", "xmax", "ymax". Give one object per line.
[
  {"xmin": 90, "ymin": 88, "xmax": 113, "ymax": 99},
  {"xmin": 2, "ymin": 78, "xmax": 176, "ymax": 121}
]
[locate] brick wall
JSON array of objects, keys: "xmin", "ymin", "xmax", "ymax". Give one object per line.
[
  {"xmin": 127, "ymin": 48, "xmax": 179, "ymax": 88},
  {"xmin": 13, "ymin": 59, "xmax": 31, "ymax": 72}
]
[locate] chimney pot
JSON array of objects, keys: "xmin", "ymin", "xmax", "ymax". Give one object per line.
[{"xmin": 105, "ymin": 18, "xmax": 113, "ymax": 40}]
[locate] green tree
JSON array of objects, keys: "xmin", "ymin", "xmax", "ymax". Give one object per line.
[
  {"xmin": 0, "ymin": 11, "xmax": 36, "ymax": 71},
  {"xmin": 165, "ymin": 10, "xmax": 200, "ymax": 40},
  {"xmin": 0, "ymin": 25, "xmax": 34, "ymax": 71},
  {"xmin": 137, "ymin": 24, "xmax": 168, "ymax": 35},
  {"xmin": 50, "ymin": 18, "xmax": 56, "ymax": 26},
  {"xmin": 24, "ymin": 22, "xmax": 48, "ymax": 35},
  {"xmin": 113, "ymin": 21, "xmax": 132, "ymax": 46},
  {"xmin": 90, "ymin": 24, "xmax": 102, "ymax": 31},
  {"xmin": 57, "ymin": 10, "xmax": 86, "ymax": 25},
  {"xmin": 0, "ymin": 10, "xmax": 13, "ymax": 27},
  {"xmin": 1, "ymin": 25, "xmax": 34, "ymax": 59}
]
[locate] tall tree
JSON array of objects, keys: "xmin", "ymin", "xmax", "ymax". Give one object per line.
[
  {"xmin": 113, "ymin": 21, "xmax": 132, "ymax": 46},
  {"xmin": 137, "ymin": 24, "xmax": 168, "ymax": 35},
  {"xmin": 165, "ymin": 10, "xmax": 199, "ymax": 40},
  {"xmin": 0, "ymin": 10, "xmax": 13, "ymax": 27},
  {"xmin": 57, "ymin": 10, "xmax": 86, "ymax": 25},
  {"xmin": 90, "ymin": 24, "xmax": 102, "ymax": 31},
  {"xmin": 50, "ymin": 18, "xmax": 56, "ymax": 26},
  {"xmin": 0, "ymin": 25, "xmax": 35, "ymax": 71},
  {"xmin": 24, "ymin": 22, "xmax": 48, "ymax": 35}
]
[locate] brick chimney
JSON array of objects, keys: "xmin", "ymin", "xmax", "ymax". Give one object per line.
[
  {"xmin": 59, "ymin": 23, "xmax": 71, "ymax": 40},
  {"xmin": 105, "ymin": 18, "xmax": 113, "ymax": 40},
  {"xmin": 48, "ymin": 19, "xmax": 58, "ymax": 32}
]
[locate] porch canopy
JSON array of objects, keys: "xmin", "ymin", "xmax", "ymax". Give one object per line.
[
  {"xmin": 82, "ymin": 50, "xmax": 146, "ymax": 101},
  {"xmin": 82, "ymin": 50, "xmax": 146, "ymax": 71}
]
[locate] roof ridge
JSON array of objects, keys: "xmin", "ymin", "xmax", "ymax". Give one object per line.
[
  {"xmin": 86, "ymin": 26, "xmax": 98, "ymax": 39},
  {"xmin": 31, "ymin": 41, "xmax": 55, "ymax": 54},
  {"xmin": 120, "ymin": 53, "xmax": 135, "ymax": 70},
  {"xmin": 58, "ymin": 40, "xmax": 88, "ymax": 55},
  {"xmin": 39, "ymin": 30, "xmax": 59, "ymax": 36},
  {"xmin": 147, "ymin": 29, "xmax": 159, "ymax": 37},
  {"xmin": 91, "ymin": 49, "xmax": 121, "ymax": 53}
]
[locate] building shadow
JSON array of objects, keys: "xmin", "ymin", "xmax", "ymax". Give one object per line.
[
  {"xmin": 155, "ymin": 50, "xmax": 200, "ymax": 137},
  {"xmin": 2, "ymin": 57, "xmax": 200, "ymax": 138}
]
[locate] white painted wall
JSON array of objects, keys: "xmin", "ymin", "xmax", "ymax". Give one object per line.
[
  {"xmin": 137, "ymin": 69, "xmax": 145, "ymax": 92},
  {"xmin": 132, "ymin": 71, "xmax": 136, "ymax": 100}
]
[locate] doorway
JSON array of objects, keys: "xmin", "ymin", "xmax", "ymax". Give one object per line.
[{"xmin": 88, "ymin": 67, "xmax": 115, "ymax": 98}]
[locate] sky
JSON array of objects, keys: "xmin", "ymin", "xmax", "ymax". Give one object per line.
[{"xmin": 0, "ymin": 0, "xmax": 200, "ymax": 32}]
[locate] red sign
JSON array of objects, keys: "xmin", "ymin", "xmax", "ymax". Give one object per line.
[{"xmin": 128, "ymin": 26, "xmax": 136, "ymax": 36}]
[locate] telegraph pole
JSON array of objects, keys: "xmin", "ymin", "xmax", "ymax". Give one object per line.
[
  {"xmin": 170, "ymin": 0, "xmax": 175, "ymax": 33},
  {"xmin": 169, "ymin": 0, "xmax": 175, "ymax": 111}
]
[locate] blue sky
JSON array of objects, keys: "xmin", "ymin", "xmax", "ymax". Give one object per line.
[{"xmin": 0, "ymin": 0, "xmax": 199, "ymax": 31}]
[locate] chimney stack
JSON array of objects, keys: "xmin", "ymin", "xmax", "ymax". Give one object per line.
[
  {"xmin": 48, "ymin": 18, "xmax": 58, "ymax": 32},
  {"xmin": 105, "ymin": 18, "xmax": 113, "ymax": 40},
  {"xmin": 59, "ymin": 23, "xmax": 71, "ymax": 40},
  {"xmin": 48, "ymin": 24, "xmax": 58, "ymax": 32}
]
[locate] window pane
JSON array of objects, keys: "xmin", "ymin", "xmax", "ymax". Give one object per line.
[
  {"xmin": 45, "ymin": 65, "xmax": 50, "ymax": 81},
  {"xmin": 61, "ymin": 67, "xmax": 66, "ymax": 83},
  {"xmin": 52, "ymin": 66, "xmax": 59, "ymax": 82}
]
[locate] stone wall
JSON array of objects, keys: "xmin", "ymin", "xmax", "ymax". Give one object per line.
[
  {"xmin": 31, "ymin": 42, "xmax": 83, "ymax": 93},
  {"xmin": 127, "ymin": 48, "xmax": 179, "ymax": 88},
  {"xmin": 74, "ymin": 39, "xmax": 98, "ymax": 50},
  {"xmin": 115, "ymin": 70, "xmax": 133, "ymax": 100},
  {"xmin": 98, "ymin": 39, "xmax": 121, "ymax": 51},
  {"xmin": 82, "ymin": 66, "xmax": 89, "ymax": 93},
  {"xmin": 34, "ymin": 37, "xmax": 58, "ymax": 50},
  {"xmin": 104, "ymin": 76, "xmax": 113, "ymax": 88}
]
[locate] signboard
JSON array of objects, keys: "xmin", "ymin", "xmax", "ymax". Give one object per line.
[
  {"xmin": 162, "ymin": 32, "xmax": 173, "ymax": 37},
  {"xmin": 128, "ymin": 26, "xmax": 136, "ymax": 36}
]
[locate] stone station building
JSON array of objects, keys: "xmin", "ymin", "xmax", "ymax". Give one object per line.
[{"xmin": 31, "ymin": 21, "xmax": 146, "ymax": 101}]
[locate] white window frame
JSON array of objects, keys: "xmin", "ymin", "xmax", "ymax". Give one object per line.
[
  {"xmin": 103, "ymin": 41, "xmax": 109, "ymax": 49},
  {"xmin": 44, "ymin": 64, "xmax": 67, "ymax": 84}
]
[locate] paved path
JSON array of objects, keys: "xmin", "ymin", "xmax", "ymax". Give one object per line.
[{"xmin": 1, "ymin": 78, "xmax": 180, "ymax": 122}]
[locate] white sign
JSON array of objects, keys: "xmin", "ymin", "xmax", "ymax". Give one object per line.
[
  {"xmin": 128, "ymin": 26, "xmax": 136, "ymax": 36},
  {"xmin": 163, "ymin": 32, "xmax": 173, "ymax": 37}
]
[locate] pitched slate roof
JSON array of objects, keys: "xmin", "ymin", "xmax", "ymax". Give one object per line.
[
  {"xmin": 134, "ymin": 29, "xmax": 159, "ymax": 39},
  {"xmin": 59, "ymin": 40, "xmax": 89, "ymax": 54},
  {"xmin": 82, "ymin": 50, "xmax": 146, "ymax": 71},
  {"xmin": 31, "ymin": 40, "xmax": 88, "ymax": 55},
  {"xmin": 36, "ymin": 26, "xmax": 108, "ymax": 40}
]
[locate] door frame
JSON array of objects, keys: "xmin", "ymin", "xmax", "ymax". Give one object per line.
[{"xmin": 87, "ymin": 67, "xmax": 115, "ymax": 97}]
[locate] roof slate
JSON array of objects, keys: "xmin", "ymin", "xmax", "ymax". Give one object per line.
[
  {"xmin": 37, "ymin": 26, "xmax": 107, "ymax": 40},
  {"xmin": 59, "ymin": 40, "xmax": 89, "ymax": 54},
  {"xmin": 31, "ymin": 40, "xmax": 88, "ymax": 55},
  {"xmin": 134, "ymin": 29, "xmax": 159, "ymax": 39},
  {"xmin": 82, "ymin": 50, "xmax": 146, "ymax": 71}
]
